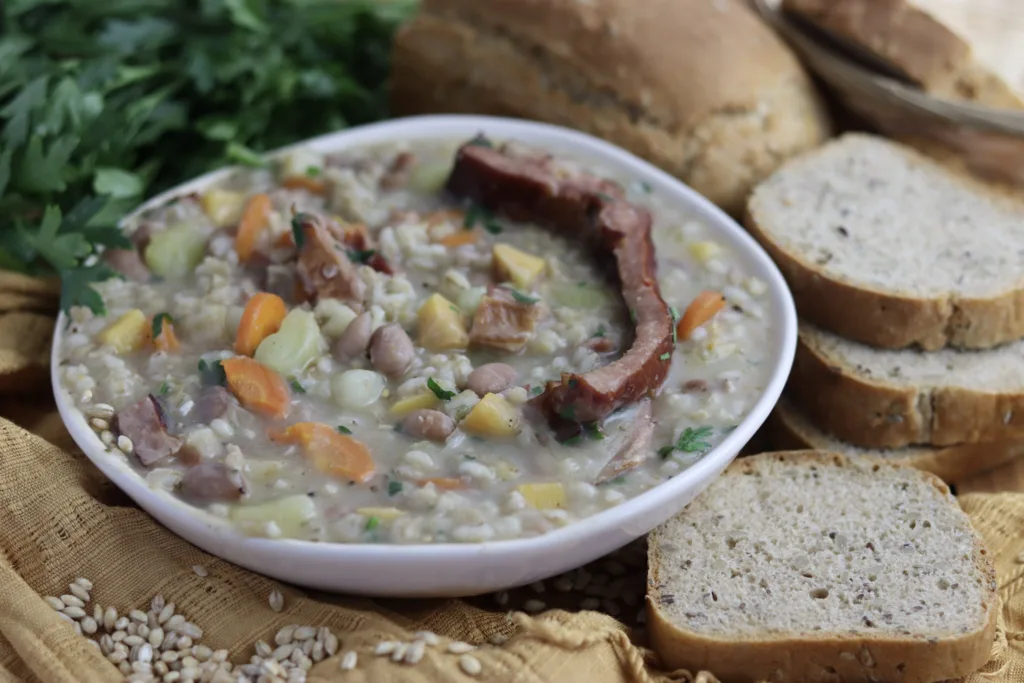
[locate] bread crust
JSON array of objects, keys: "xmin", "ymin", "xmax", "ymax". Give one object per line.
[
  {"xmin": 788, "ymin": 326, "xmax": 1024, "ymax": 448},
  {"xmin": 647, "ymin": 450, "xmax": 1000, "ymax": 683},
  {"xmin": 767, "ymin": 399, "xmax": 1024, "ymax": 483},
  {"xmin": 781, "ymin": 0, "xmax": 1024, "ymax": 109},
  {"xmin": 744, "ymin": 135, "xmax": 1024, "ymax": 351},
  {"xmin": 390, "ymin": 0, "xmax": 831, "ymax": 216}
]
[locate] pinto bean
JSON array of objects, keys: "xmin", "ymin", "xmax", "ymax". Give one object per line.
[
  {"xmin": 334, "ymin": 312, "xmax": 372, "ymax": 363},
  {"xmin": 102, "ymin": 248, "xmax": 151, "ymax": 283},
  {"xmin": 465, "ymin": 363, "xmax": 517, "ymax": 396},
  {"xmin": 179, "ymin": 462, "xmax": 247, "ymax": 503},
  {"xmin": 369, "ymin": 324, "xmax": 415, "ymax": 377},
  {"xmin": 401, "ymin": 409, "xmax": 456, "ymax": 442},
  {"xmin": 192, "ymin": 386, "xmax": 235, "ymax": 424}
]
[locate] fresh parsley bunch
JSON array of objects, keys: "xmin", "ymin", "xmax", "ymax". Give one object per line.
[{"xmin": 0, "ymin": 0, "xmax": 415, "ymax": 314}]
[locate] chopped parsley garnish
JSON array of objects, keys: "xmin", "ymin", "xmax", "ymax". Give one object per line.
[
  {"xmin": 305, "ymin": 166, "xmax": 322, "ymax": 177},
  {"xmin": 558, "ymin": 405, "xmax": 577, "ymax": 421},
  {"xmin": 387, "ymin": 480, "xmax": 403, "ymax": 496},
  {"xmin": 670, "ymin": 306, "xmax": 680, "ymax": 344},
  {"xmin": 337, "ymin": 425, "xmax": 353, "ymax": 435},
  {"xmin": 607, "ymin": 476, "xmax": 627, "ymax": 485},
  {"xmin": 158, "ymin": 380, "xmax": 170, "ymax": 397},
  {"xmin": 427, "ymin": 377, "xmax": 456, "ymax": 401},
  {"xmin": 585, "ymin": 423, "xmax": 605, "ymax": 441},
  {"xmin": 567, "ymin": 378, "xmax": 579, "ymax": 389},
  {"xmin": 346, "ymin": 248, "xmax": 376, "ymax": 264},
  {"xmin": 562, "ymin": 435, "xmax": 583, "ymax": 446},
  {"xmin": 500, "ymin": 285, "xmax": 539, "ymax": 305},
  {"xmin": 290, "ymin": 213, "xmax": 310, "ymax": 248},
  {"xmin": 594, "ymin": 325, "xmax": 606, "ymax": 338},
  {"xmin": 629, "ymin": 308, "xmax": 637, "ymax": 324},
  {"xmin": 151, "ymin": 312, "xmax": 173, "ymax": 339},
  {"xmin": 463, "ymin": 202, "xmax": 502, "ymax": 234},
  {"xmin": 639, "ymin": 180, "xmax": 653, "ymax": 194},
  {"xmin": 197, "ymin": 359, "xmax": 226, "ymax": 387},
  {"xmin": 530, "ymin": 386, "xmax": 544, "ymax": 396},
  {"xmin": 660, "ymin": 352, "xmax": 672, "ymax": 361},
  {"xmin": 467, "ymin": 134, "xmax": 494, "ymax": 148},
  {"xmin": 658, "ymin": 426, "xmax": 714, "ymax": 458},
  {"xmin": 290, "ymin": 379, "xmax": 306, "ymax": 394},
  {"xmin": 365, "ymin": 516, "xmax": 380, "ymax": 531}
]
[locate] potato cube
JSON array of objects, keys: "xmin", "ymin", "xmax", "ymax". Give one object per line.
[
  {"xmin": 389, "ymin": 392, "xmax": 439, "ymax": 417},
  {"xmin": 688, "ymin": 241, "xmax": 722, "ymax": 263},
  {"xmin": 460, "ymin": 393, "xmax": 521, "ymax": 437},
  {"xmin": 230, "ymin": 494, "xmax": 317, "ymax": 538},
  {"xmin": 97, "ymin": 309, "xmax": 148, "ymax": 354},
  {"xmin": 200, "ymin": 189, "xmax": 246, "ymax": 228},
  {"xmin": 356, "ymin": 506, "xmax": 405, "ymax": 521},
  {"xmin": 493, "ymin": 243, "xmax": 546, "ymax": 289},
  {"xmin": 417, "ymin": 293, "xmax": 469, "ymax": 351},
  {"xmin": 516, "ymin": 482, "xmax": 567, "ymax": 510}
]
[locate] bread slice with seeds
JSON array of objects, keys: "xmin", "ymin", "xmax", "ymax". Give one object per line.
[
  {"xmin": 768, "ymin": 396, "xmax": 1024, "ymax": 483},
  {"xmin": 647, "ymin": 450, "xmax": 998, "ymax": 683},
  {"xmin": 745, "ymin": 133, "xmax": 1024, "ymax": 351},
  {"xmin": 789, "ymin": 321, "xmax": 1024, "ymax": 449},
  {"xmin": 781, "ymin": 0, "xmax": 1024, "ymax": 109}
]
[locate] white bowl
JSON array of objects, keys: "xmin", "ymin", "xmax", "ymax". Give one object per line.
[{"xmin": 51, "ymin": 115, "xmax": 797, "ymax": 597}]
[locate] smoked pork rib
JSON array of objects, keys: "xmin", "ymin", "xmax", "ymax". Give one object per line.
[{"xmin": 445, "ymin": 140, "xmax": 674, "ymax": 424}]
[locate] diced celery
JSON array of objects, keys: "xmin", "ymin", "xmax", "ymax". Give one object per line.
[
  {"xmin": 313, "ymin": 298, "xmax": 359, "ymax": 339},
  {"xmin": 549, "ymin": 283, "xmax": 608, "ymax": 310},
  {"xmin": 253, "ymin": 309, "xmax": 323, "ymax": 376},
  {"xmin": 200, "ymin": 189, "xmax": 246, "ymax": 228},
  {"xmin": 407, "ymin": 161, "xmax": 452, "ymax": 194},
  {"xmin": 331, "ymin": 369, "xmax": 385, "ymax": 410},
  {"xmin": 455, "ymin": 286, "xmax": 487, "ymax": 316},
  {"xmin": 278, "ymin": 148, "xmax": 325, "ymax": 179},
  {"xmin": 144, "ymin": 223, "xmax": 208, "ymax": 279},
  {"xmin": 230, "ymin": 494, "xmax": 317, "ymax": 538}
]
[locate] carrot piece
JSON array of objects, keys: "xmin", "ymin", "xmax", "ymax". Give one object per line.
[
  {"xmin": 282, "ymin": 175, "xmax": 328, "ymax": 195},
  {"xmin": 436, "ymin": 230, "xmax": 479, "ymax": 248},
  {"xmin": 676, "ymin": 290, "xmax": 727, "ymax": 340},
  {"xmin": 234, "ymin": 292, "xmax": 288, "ymax": 356},
  {"xmin": 150, "ymin": 315, "xmax": 181, "ymax": 353},
  {"xmin": 221, "ymin": 356, "xmax": 290, "ymax": 419},
  {"xmin": 417, "ymin": 476, "xmax": 465, "ymax": 490},
  {"xmin": 234, "ymin": 193, "xmax": 272, "ymax": 263},
  {"xmin": 271, "ymin": 422, "xmax": 375, "ymax": 483}
]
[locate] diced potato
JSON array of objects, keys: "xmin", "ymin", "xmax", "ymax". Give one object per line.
[
  {"xmin": 200, "ymin": 189, "xmax": 246, "ymax": 228},
  {"xmin": 331, "ymin": 370, "xmax": 385, "ymax": 410},
  {"xmin": 245, "ymin": 460, "xmax": 288, "ymax": 484},
  {"xmin": 278, "ymin": 148, "xmax": 325, "ymax": 179},
  {"xmin": 253, "ymin": 309, "xmax": 323, "ymax": 376},
  {"xmin": 417, "ymin": 293, "xmax": 469, "ymax": 351},
  {"xmin": 407, "ymin": 161, "xmax": 452, "ymax": 194},
  {"xmin": 230, "ymin": 494, "xmax": 317, "ymax": 538},
  {"xmin": 688, "ymin": 241, "xmax": 722, "ymax": 263},
  {"xmin": 144, "ymin": 223, "xmax": 208, "ymax": 278},
  {"xmin": 356, "ymin": 506, "xmax": 405, "ymax": 521},
  {"xmin": 313, "ymin": 298, "xmax": 359, "ymax": 339},
  {"xmin": 97, "ymin": 309, "xmax": 148, "ymax": 354},
  {"xmin": 460, "ymin": 393, "xmax": 521, "ymax": 438},
  {"xmin": 493, "ymin": 243, "xmax": 546, "ymax": 289},
  {"xmin": 389, "ymin": 392, "xmax": 439, "ymax": 417},
  {"xmin": 517, "ymin": 483, "xmax": 566, "ymax": 510}
]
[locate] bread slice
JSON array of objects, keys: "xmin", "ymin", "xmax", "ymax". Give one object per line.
[
  {"xmin": 769, "ymin": 396, "xmax": 1024, "ymax": 483},
  {"xmin": 745, "ymin": 133, "xmax": 1024, "ymax": 351},
  {"xmin": 647, "ymin": 450, "xmax": 999, "ymax": 683},
  {"xmin": 781, "ymin": 0, "xmax": 1024, "ymax": 109},
  {"xmin": 789, "ymin": 321, "xmax": 1024, "ymax": 449},
  {"xmin": 390, "ymin": 0, "xmax": 831, "ymax": 216}
]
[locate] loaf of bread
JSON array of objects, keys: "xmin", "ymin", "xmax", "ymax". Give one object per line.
[
  {"xmin": 782, "ymin": 0, "xmax": 1024, "ymax": 109},
  {"xmin": 769, "ymin": 396, "xmax": 1024, "ymax": 483},
  {"xmin": 746, "ymin": 133, "xmax": 1024, "ymax": 351},
  {"xmin": 390, "ymin": 0, "xmax": 832, "ymax": 216},
  {"xmin": 790, "ymin": 322, "xmax": 1024, "ymax": 449},
  {"xmin": 647, "ymin": 450, "xmax": 998, "ymax": 683}
]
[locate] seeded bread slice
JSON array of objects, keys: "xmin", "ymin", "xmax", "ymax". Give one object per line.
[
  {"xmin": 781, "ymin": 0, "xmax": 1024, "ymax": 109},
  {"xmin": 647, "ymin": 450, "xmax": 999, "ymax": 683},
  {"xmin": 768, "ymin": 396, "xmax": 1024, "ymax": 483},
  {"xmin": 745, "ymin": 133, "xmax": 1024, "ymax": 351},
  {"xmin": 789, "ymin": 322, "xmax": 1024, "ymax": 449}
]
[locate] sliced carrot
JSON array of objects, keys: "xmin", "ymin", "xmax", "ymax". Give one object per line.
[
  {"xmin": 234, "ymin": 292, "xmax": 288, "ymax": 356},
  {"xmin": 417, "ymin": 476, "xmax": 465, "ymax": 490},
  {"xmin": 436, "ymin": 230, "xmax": 479, "ymax": 248},
  {"xmin": 271, "ymin": 422, "xmax": 375, "ymax": 483},
  {"xmin": 282, "ymin": 175, "xmax": 328, "ymax": 195},
  {"xmin": 234, "ymin": 193, "xmax": 272, "ymax": 263},
  {"xmin": 676, "ymin": 290, "xmax": 727, "ymax": 340},
  {"xmin": 221, "ymin": 356, "xmax": 290, "ymax": 419},
  {"xmin": 149, "ymin": 315, "xmax": 181, "ymax": 353}
]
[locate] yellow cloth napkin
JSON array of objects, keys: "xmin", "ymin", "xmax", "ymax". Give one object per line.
[{"xmin": 0, "ymin": 274, "xmax": 1020, "ymax": 683}]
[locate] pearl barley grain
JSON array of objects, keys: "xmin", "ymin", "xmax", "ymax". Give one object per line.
[{"xmin": 459, "ymin": 654, "xmax": 482, "ymax": 676}]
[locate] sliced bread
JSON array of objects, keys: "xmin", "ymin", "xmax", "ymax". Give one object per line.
[
  {"xmin": 745, "ymin": 133, "xmax": 1024, "ymax": 351},
  {"xmin": 781, "ymin": 0, "xmax": 1024, "ymax": 109},
  {"xmin": 789, "ymin": 321, "xmax": 1024, "ymax": 449},
  {"xmin": 769, "ymin": 396, "xmax": 1024, "ymax": 483},
  {"xmin": 647, "ymin": 450, "xmax": 998, "ymax": 683}
]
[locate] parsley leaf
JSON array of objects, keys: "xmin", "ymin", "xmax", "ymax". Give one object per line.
[
  {"xmin": 659, "ymin": 426, "xmax": 714, "ymax": 459},
  {"xmin": 289, "ymin": 379, "xmax": 306, "ymax": 394},
  {"xmin": 291, "ymin": 213, "xmax": 309, "ymax": 249},
  {"xmin": 151, "ymin": 312, "xmax": 173, "ymax": 339},
  {"xmin": 427, "ymin": 377, "xmax": 456, "ymax": 401},
  {"xmin": 463, "ymin": 202, "xmax": 502, "ymax": 234},
  {"xmin": 387, "ymin": 480, "xmax": 403, "ymax": 497},
  {"xmin": 337, "ymin": 425, "xmax": 353, "ymax": 435},
  {"xmin": 500, "ymin": 285, "xmax": 539, "ymax": 305},
  {"xmin": 346, "ymin": 248, "xmax": 376, "ymax": 264},
  {"xmin": 365, "ymin": 516, "xmax": 380, "ymax": 531},
  {"xmin": 198, "ymin": 359, "xmax": 227, "ymax": 387}
]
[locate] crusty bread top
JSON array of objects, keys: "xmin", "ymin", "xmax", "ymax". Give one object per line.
[
  {"xmin": 649, "ymin": 451, "xmax": 994, "ymax": 638},
  {"xmin": 748, "ymin": 133, "xmax": 1024, "ymax": 299},
  {"xmin": 801, "ymin": 321, "xmax": 1024, "ymax": 392},
  {"xmin": 422, "ymin": 0, "xmax": 814, "ymax": 129}
]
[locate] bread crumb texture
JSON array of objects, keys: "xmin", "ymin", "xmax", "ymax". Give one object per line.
[{"xmin": 651, "ymin": 452, "xmax": 988, "ymax": 637}]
